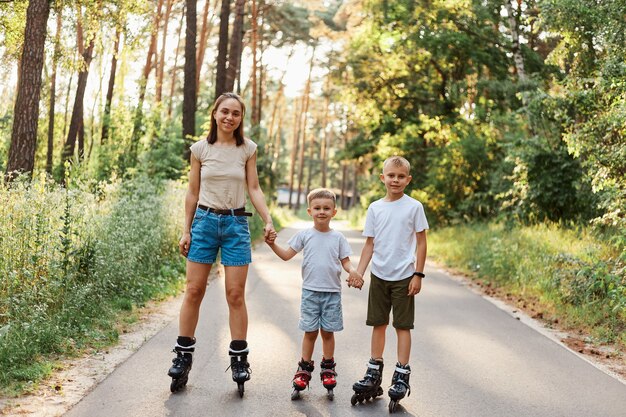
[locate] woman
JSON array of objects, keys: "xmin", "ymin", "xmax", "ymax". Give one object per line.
[{"xmin": 168, "ymin": 93, "xmax": 275, "ymax": 396}]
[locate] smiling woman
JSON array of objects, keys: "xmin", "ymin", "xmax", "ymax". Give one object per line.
[{"xmin": 168, "ymin": 92, "xmax": 276, "ymax": 396}]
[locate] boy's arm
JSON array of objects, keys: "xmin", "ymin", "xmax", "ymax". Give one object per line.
[
  {"xmin": 341, "ymin": 256, "xmax": 363, "ymax": 289},
  {"xmin": 356, "ymin": 237, "xmax": 374, "ymax": 276},
  {"xmin": 267, "ymin": 241, "xmax": 298, "ymax": 261},
  {"xmin": 408, "ymin": 230, "xmax": 427, "ymax": 296}
]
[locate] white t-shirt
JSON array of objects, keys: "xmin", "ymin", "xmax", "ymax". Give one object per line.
[
  {"xmin": 189, "ymin": 138, "xmax": 257, "ymax": 210},
  {"xmin": 288, "ymin": 228, "xmax": 353, "ymax": 293},
  {"xmin": 363, "ymin": 194, "xmax": 429, "ymax": 281}
]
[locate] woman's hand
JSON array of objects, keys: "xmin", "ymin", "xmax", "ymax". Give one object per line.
[
  {"xmin": 179, "ymin": 232, "xmax": 191, "ymax": 257},
  {"xmin": 263, "ymin": 221, "xmax": 275, "ymax": 241}
]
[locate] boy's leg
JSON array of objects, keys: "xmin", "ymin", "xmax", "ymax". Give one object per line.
[
  {"xmin": 371, "ymin": 324, "xmax": 387, "ymax": 359},
  {"xmin": 320, "ymin": 330, "xmax": 335, "ymax": 359},
  {"xmin": 301, "ymin": 331, "xmax": 318, "ymax": 362},
  {"xmin": 396, "ymin": 328, "xmax": 411, "ymax": 365}
]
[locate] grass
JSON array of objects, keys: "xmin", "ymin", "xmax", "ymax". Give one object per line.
[{"xmin": 428, "ymin": 222, "xmax": 626, "ymax": 347}]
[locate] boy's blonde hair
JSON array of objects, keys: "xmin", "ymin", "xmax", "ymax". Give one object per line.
[
  {"xmin": 383, "ymin": 155, "xmax": 411, "ymax": 173},
  {"xmin": 307, "ymin": 188, "xmax": 336, "ymax": 206}
]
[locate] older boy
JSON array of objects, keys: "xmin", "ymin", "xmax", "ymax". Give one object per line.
[
  {"xmin": 265, "ymin": 188, "xmax": 362, "ymax": 400},
  {"xmin": 350, "ymin": 156, "xmax": 429, "ymax": 412}
]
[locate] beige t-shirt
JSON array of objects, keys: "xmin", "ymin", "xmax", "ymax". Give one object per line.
[{"xmin": 189, "ymin": 138, "xmax": 258, "ymax": 210}]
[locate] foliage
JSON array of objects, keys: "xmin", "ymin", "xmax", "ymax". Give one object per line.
[
  {"xmin": 429, "ymin": 222, "xmax": 626, "ymax": 347},
  {"xmin": 0, "ymin": 174, "xmax": 185, "ymax": 393}
]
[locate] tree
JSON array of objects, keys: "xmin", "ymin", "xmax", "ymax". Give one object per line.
[
  {"xmin": 47, "ymin": 7, "xmax": 63, "ymax": 174},
  {"xmin": 196, "ymin": 0, "xmax": 218, "ymax": 96},
  {"xmin": 5, "ymin": 0, "xmax": 50, "ymax": 182},
  {"xmin": 214, "ymin": 0, "xmax": 230, "ymax": 98},
  {"xmin": 182, "ymin": 0, "xmax": 197, "ymax": 160},
  {"xmin": 225, "ymin": 0, "xmax": 245, "ymax": 93},
  {"xmin": 101, "ymin": 28, "xmax": 121, "ymax": 144},
  {"xmin": 61, "ymin": 5, "xmax": 98, "ymax": 174}
]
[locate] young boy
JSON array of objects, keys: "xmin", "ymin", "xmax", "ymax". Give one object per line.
[
  {"xmin": 350, "ymin": 156, "xmax": 428, "ymax": 412},
  {"xmin": 265, "ymin": 188, "xmax": 362, "ymax": 400}
]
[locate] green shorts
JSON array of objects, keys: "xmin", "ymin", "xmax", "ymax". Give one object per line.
[{"xmin": 366, "ymin": 273, "xmax": 415, "ymax": 329}]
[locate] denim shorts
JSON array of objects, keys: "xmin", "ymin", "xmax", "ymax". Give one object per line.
[
  {"xmin": 186, "ymin": 208, "xmax": 252, "ymax": 266},
  {"xmin": 299, "ymin": 289, "xmax": 343, "ymax": 332}
]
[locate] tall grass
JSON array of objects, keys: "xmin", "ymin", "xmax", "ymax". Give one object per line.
[
  {"xmin": 0, "ymin": 174, "xmax": 186, "ymax": 394},
  {"xmin": 429, "ymin": 223, "xmax": 626, "ymax": 346}
]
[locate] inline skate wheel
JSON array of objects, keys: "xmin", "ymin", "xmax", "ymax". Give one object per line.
[
  {"xmin": 327, "ymin": 389, "xmax": 334, "ymax": 400},
  {"xmin": 350, "ymin": 393, "xmax": 358, "ymax": 405},
  {"xmin": 238, "ymin": 383, "xmax": 245, "ymax": 398},
  {"xmin": 291, "ymin": 389, "xmax": 301, "ymax": 401},
  {"xmin": 389, "ymin": 399, "xmax": 398, "ymax": 413}
]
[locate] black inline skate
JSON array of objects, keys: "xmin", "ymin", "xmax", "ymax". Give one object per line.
[
  {"xmin": 388, "ymin": 362, "xmax": 411, "ymax": 413},
  {"xmin": 167, "ymin": 337, "xmax": 195, "ymax": 393},
  {"xmin": 320, "ymin": 357, "xmax": 337, "ymax": 400},
  {"xmin": 227, "ymin": 340, "xmax": 251, "ymax": 397},
  {"xmin": 351, "ymin": 358, "xmax": 384, "ymax": 405},
  {"xmin": 291, "ymin": 359, "xmax": 314, "ymax": 400}
]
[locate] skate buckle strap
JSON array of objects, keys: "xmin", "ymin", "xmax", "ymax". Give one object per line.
[
  {"xmin": 367, "ymin": 362, "xmax": 381, "ymax": 370},
  {"xmin": 394, "ymin": 366, "xmax": 411, "ymax": 374}
]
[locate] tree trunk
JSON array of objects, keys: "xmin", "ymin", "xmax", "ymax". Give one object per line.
[
  {"xmin": 168, "ymin": 3, "xmax": 186, "ymax": 118},
  {"xmin": 5, "ymin": 0, "xmax": 51, "ymax": 182},
  {"xmin": 156, "ymin": 0, "xmax": 174, "ymax": 103},
  {"xmin": 225, "ymin": 0, "xmax": 245, "ymax": 93},
  {"xmin": 287, "ymin": 96, "xmax": 302, "ymax": 209},
  {"xmin": 320, "ymin": 74, "xmax": 331, "ymax": 188},
  {"xmin": 295, "ymin": 47, "xmax": 315, "ymax": 209},
  {"xmin": 250, "ymin": 0, "xmax": 258, "ymax": 126},
  {"xmin": 196, "ymin": 0, "xmax": 218, "ymax": 96},
  {"xmin": 101, "ymin": 28, "xmax": 121, "ymax": 144},
  {"xmin": 505, "ymin": 0, "xmax": 526, "ymax": 82},
  {"xmin": 128, "ymin": 0, "xmax": 163, "ymax": 166},
  {"xmin": 183, "ymin": 0, "xmax": 198, "ymax": 160},
  {"xmin": 61, "ymin": 37, "xmax": 95, "ymax": 170},
  {"xmin": 47, "ymin": 9, "xmax": 63, "ymax": 174},
  {"xmin": 214, "ymin": 0, "xmax": 230, "ymax": 99}
]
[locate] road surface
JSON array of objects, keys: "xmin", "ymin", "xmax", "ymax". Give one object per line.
[{"xmin": 65, "ymin": 221, "xmax": 626, "ymax": 417}]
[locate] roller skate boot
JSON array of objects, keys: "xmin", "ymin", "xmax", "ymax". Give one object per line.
[
  {"xmin": 388, "ymin": 362, "xmax": 411, "ymax": 413},
  {"xmin": 227, "ymin": 340, "xmax": 251, "ymax": 397},
  {"xmin": 319, "ymin": 357, "xmax": 337, "ymax": 400},
  {"xmin": 291, "ymin": 359, "xmax": 314, "ymax": 400},
  {"xmin": 167, "ymin": 338, "xmax": 194, "ymax": 393},
  {"xmin": 351, "ymin": 358, "xmax": 384, "ymax": 405}
]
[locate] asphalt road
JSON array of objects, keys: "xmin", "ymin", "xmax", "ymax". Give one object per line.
[{"xmin": 65, "ymin": 221, "xmax": 626, "ymax": 417}]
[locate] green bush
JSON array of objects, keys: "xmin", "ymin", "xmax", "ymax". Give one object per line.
[
  {"xmin": 429, "ymin": 222, "xmax": 625, "ymax": 345},
  {"xmin": 0, "ymin": 174, "xmax": 185, "ymax": 393}
]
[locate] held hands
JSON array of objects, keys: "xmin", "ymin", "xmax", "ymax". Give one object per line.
[
  {"xmin": 347, "ymin": 270, "xmax": 364, "ymax": 290},
  {"xmin": 263, "ymin": 221, "xmax": 275, "ymax": 243},
  {"xmin": 265, "ymin": 229, "xmax": 277, "ymax": 245},
  {"xmin": 179, "ymin": 232, "xmax": 191, "ymax": 257}
]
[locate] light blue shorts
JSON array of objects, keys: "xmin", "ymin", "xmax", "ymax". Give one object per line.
[
  {"xmin": 186, "ymin": 208, "xmax": 252, "ymax": 266},
  {"xmin": 299, "ymin": 289, "xmax": 343, "ymax": 332}
]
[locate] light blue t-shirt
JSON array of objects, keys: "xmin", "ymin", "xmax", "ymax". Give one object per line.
[
  {"xmin": 288, "ymin": 228, "xmax": 353, "ymax": 293},
  {"xmin": 363, "ymin": 194, "xmax": 429, "ymax": 281}
]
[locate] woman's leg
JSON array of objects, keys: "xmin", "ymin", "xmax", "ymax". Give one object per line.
[
  {"xmin": 224, "ymin": 265, "xmax": 249, "ymax": 339},
  {"xmin": 178, "ymin": 261, "xmax": 212, "ymax": 336}
]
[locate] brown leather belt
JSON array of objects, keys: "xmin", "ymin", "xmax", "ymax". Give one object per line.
[{"xmin": 198, "ymin": 205, "xmax": 253, "ymax": 217}]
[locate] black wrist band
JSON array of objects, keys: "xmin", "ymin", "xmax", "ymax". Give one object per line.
[{"xmin": 413, "ymin": 272, "xmax": 425, "ymax": 278}]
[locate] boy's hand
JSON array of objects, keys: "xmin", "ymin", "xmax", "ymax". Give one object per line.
[{"xmin": 408, "ymin": 276, "xmax": 422, "ymax": 296}]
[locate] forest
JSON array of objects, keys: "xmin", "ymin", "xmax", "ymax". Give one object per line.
[{"xmin": 0, "ymin": 0, "xmax": 624, "ymax": 393}]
